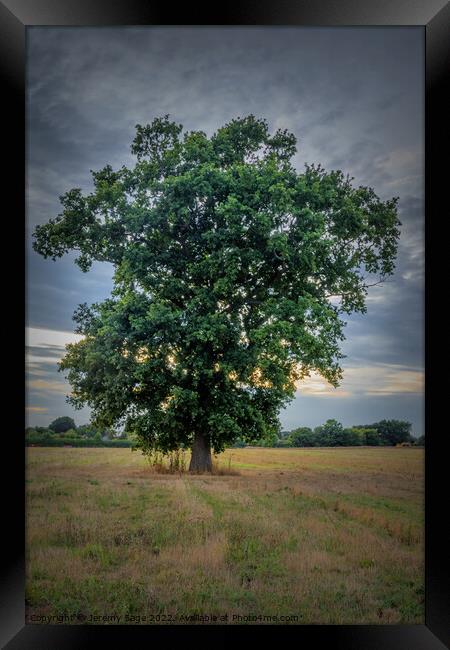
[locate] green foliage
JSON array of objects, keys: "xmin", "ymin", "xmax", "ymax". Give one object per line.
[
  {"xmin": 288, "ymin": 427, "xmax": 316, "ymax": 447},
  {"xmin": 273, "ymin": 438, "xmax": 291, "ymax": 448},
  {"xmin": 61, "ymin": 429, "xmax": 80, "ymax": 440},
  {"xmin": 354, "ymin": 427, "xmax": 382, "ymax": 446},
  {"xmin": 25, "ymin": 420, "xmax": 130, "ymax": 447},
  {"xmin": 26, "ymin": 428, "xmax": 52, "ymax": 443},
  {"xmin": 25, "ymin": 436, "xmax": 133, "ymax": 448},
  {"xmin": 76, "ymin": 424, "xmax": 98, "ymax": 439},
  {"xmin": 49, "ymin": 416, "xmax": 76, "ymax": 433},
  {"xmin": 359, "ymin": 420, "xmax": 412, "ymax": 446},
  {"xmin": 256, "ymin": 432, "xmax": 280, "ymax": 448},
  {"xmin": 341, "ymin": 427, "xmax": 364, "ymax": 446},
  {"xmin": 314, "ymin": 419, "xmax": 345, "ymax": 446},
  {"xmin": 286, "ymin": 423, "xmax": 391, "ymax": 447},
  {"xmin": 414, "ymin": 434, "xmax": 425, "ymax": 447},
  {"xmin": 35, "ymin": 426, "xmax": 51, "ymax": 434},
  {"xmin": 304, "ymin": 420, "xmax": 364, "ymax": 447},
  {"xmin": 33, "ymin": 115, "xmax": 400, "ymax": 455},
  {"xmin": 77, "ymin": 423, "xmax": 118, "ymax": 439}
]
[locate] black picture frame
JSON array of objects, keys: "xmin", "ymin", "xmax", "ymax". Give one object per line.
[{"xmin": 2, "ymin": 1, "xmax": 448, "ymax": 647}]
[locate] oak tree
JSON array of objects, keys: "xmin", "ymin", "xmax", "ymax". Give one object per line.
[{"xmin": 33, "ymin": 115, "xmax": 400, "ymax": 471}]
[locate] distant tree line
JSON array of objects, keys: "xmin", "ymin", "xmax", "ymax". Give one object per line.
[
  {"xmin": 234, "ymin": 419, "xmax": 424, "ymax": 448},
  {"xmin": 25, "ymin": 417, "xmax": 133, "ymax": 447},
  {"xmin": 26, "ymin": 416, "xmax": 424, "ymax": 449}
]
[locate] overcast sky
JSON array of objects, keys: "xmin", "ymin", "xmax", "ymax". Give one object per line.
[{"xmin": 26, "ymin": 26, "xmax": 424, "ymax": 435}]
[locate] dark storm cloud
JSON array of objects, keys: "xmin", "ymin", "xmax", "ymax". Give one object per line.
[{"xmin": 26, "ymin": 26, "xmax": 424, "ymax": 434}]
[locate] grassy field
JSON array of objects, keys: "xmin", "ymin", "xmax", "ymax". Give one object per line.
[{"xmin": 25, "ymin": 446, "xmax": 424, "ymax": 625}]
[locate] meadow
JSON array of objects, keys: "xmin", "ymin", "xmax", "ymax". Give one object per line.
[{"xmin": 25, "ymin": 446, "xmax": 424, "ymax": 625}]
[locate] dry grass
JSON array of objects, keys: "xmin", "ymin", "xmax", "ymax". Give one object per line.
[{"xmin": 25, "ymin": 446, "xmax": 424, "ymax": 625}]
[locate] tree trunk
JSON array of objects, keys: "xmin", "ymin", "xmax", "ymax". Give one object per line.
[{"xmin": 189, "ymin": 432, "xmax": 212, "ymax": 473}]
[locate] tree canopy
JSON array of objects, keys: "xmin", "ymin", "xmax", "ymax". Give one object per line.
[
  {"xmin": 357, "ymin": 419, "xmax": 412, "ymax": 446},
  {"xmin": 48, "ymin": 416, "xmax": 76, "ymax": 434},
  {"xmin": 33, "ymin": 115, "xmax": 400, "ymax": 471}
]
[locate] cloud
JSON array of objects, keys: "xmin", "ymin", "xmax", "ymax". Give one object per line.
[
  {"xmin": 26, "ymin": 326, "xmax": 83, "ymax": 349},
  {"xmin": 27, "ymin": 379, "xmax": 71, "ymax": 396},
  {"xmin": 297, "ymin": 364, "xmax": 424, "ymax": 399},
  {"xmin": 364, "ymin": 369, "xmax": 424, "ymax": 395},
  {"xmin": 25, "ymin": 327, "xmax": 81, "ymax": 398},
  {"xmin": 26, "ymin": 406, "xmax": 49, "ymax": 413},
  {"xmin": 297, "ymin": 373, "xmax": 352, "ymax": 398}
]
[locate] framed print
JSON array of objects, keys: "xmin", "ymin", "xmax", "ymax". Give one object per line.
[{"xmin": 1, "ymin": 1, "xmax": 448, "ymax": 648}]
